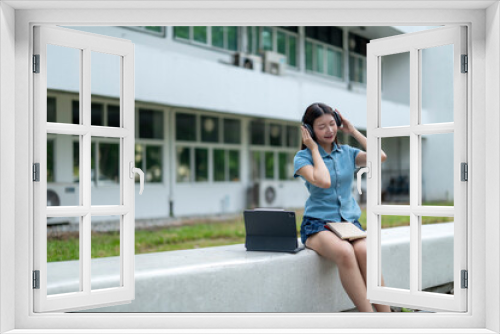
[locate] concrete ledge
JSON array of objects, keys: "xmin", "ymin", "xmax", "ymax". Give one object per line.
[{"xmin": 47, "ymin": 222, "xmax": 454, "ymax": 312}]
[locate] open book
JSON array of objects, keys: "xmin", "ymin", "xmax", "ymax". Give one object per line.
[{"xmin": 324, "ymin": 222, "xmax": 367, "ymax": 241}]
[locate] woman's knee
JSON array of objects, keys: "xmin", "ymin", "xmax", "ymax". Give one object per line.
[
  {"xmin": 352, "ymin": 239, "xmax": 367, "ymax": 259},
  {"xmin": 334, "ymin": 243, "xmax": 357, "ymax": 268}
]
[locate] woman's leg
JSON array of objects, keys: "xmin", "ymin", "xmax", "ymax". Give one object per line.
[
  {"xmin": 306, "ymin": 231, "xmax": 374, "ymax": 312},
  {"xmin": 351, "ymin": 238, "xmax": 392, "ymax": 312}
]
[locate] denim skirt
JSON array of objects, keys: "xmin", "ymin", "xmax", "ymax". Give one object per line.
[{"xmin": 300, "ymin": 215, "xmax": 365, "ymax": 245}]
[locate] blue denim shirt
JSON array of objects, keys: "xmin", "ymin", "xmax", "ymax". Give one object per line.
[{"xmin": 293, "ymin": 143, "xmax": 362, "ymax": 222}]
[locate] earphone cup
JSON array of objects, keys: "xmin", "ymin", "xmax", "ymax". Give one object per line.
[
  {"xmin": 303, "ymin": 123, "xmax": 314, "ymax": 139},
  {"xmin": 334, "ymin": 112, "xmax": 342, "ymax": 127}
]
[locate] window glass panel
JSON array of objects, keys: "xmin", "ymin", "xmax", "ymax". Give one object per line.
[
  {"xmin": 278, "ymin": 152, "xmax": 288, "ymax": 181},
  {"xmin": 47, "ymin": 135, "xmax": 79, "ymax": 206},
  {"xmin": 334, "ymin": 50, "xmax": 343, "ymax": 78},
  {"xmin": 227, "ymin": 27, "xmax": 238, "ymax": 51},
  {"xmin": 107, "ymin": 105, "xmax": 120, "ymax": 127},
  {"xmin": 381, "ymin": 52, "xmax": 410, "ymax": 127},
  {"xmin": 326, "ymin": 48, "xmax": 335, "ymax": 77},
  {"xmin": 287, "ymin": 125, "xmax": 299, "ymax": 148},
  {"xmin": 93, "ymin": 139, "xmax": 120, "ymax": 205},
  {"xmin": 176, "ymin": 113, "xmax": 196, "ymax": 141},
  {"xmin": 246, "ymin": 27, "xmax": 253, "ymax": 54},
  {"xmin": 146, "ymin": 146, "xmax": 163, "ymax": 183},
  {"xmin": 47, "ymin": 217, "xmax": 80, "ymax": 295},
  {"xmin": 421, "ymin": 216, "xmax": 454, "ymax": 294},
  {"xmin": 176, "ymin": 147, "xmax": 191, "ymax": 182},
  {"xmin": 251, "ymin": 151, "xmax": 261, "ymax": 181},
  {"xmin": 422, "ymin": 133, "xmax": 454, "ymax": 206},
  {"xmin": 47, "ymin": 44, "xmax": 80, "ymax": 124},
  {"xmin": 47, "ymin": 97, "xmax": 57, "ymax": 122},
  {"xmin": 174, "ymin": 26, "xmax": 189, "ymax": 39},
  {"xmin": 214, "ymin": 149, "xmax": 225, "ymax": 182},
  {"xmin": 91, "ymin": 52, "xmax": 120, "ymax": 124},
  {"xmin": 265, "ymin": 151, "xmax": 274, "ymax": 179},
  {"xmin": 193, "ymin": 26, "xmax": 207, "ymax": 44},
  {"xmin": 316, "ymin": 44, "xmax": 324, "ymax": 73},
  {"xmin": 144, "ymin": 26, "xmax": 162, "ymax": 33},
  {"xmin": 72, "ymin": 100, "xmax": 79, "ymax": 125},
  {"xmin": 262, "ymin": 27, "xmax": 273, "ymax": 51},
  {"xmin": 139, "ymin": 109, "xmax": 164, "ymax": 139},
  {"xmin": 47, "ymin": 139, "xmax": 55, "ymax": 183},
  {"xmin": 421, "ymin": 44, "xmax": 454, "ymax": 124},
  {"xmin": 211, "ymin": 26, "xmax": 224, "ymax": 48},
  {"xmin": 228, "ymin": 150, "xmax": 240, "ymax": 182},
  {"xmin": 223, "ymin": 119, "xmax": 241, "ymax": 144},
  {"xmin": 250, "ymin": 120, "xmax": 265, "ymax": 145},
  {"xmin": 269, "ymin": 124, "xmax": 282, "ymax": 146},
  {"xmin": 195, "ymin": 148, "xmax": 208, "ymax": 182},
  {"xmin": 381, "ymin": 215, "xmax": 410, "ymax": 290},
  {"xmin": 305, "ymin": 41, "xmax": 313, "ymax": 71},
  {"xmin": 381, "ymin": 137, "xmax": 410, "ymax": 205},
  {"xmin": 277, "ymin": 31, "xmax": 286, "ymax": 55},
  {"xmin": 201, "ymin": 116, "xmax": 219, "ymax": 143},
  {"xmin": 91, "ymin": 216, "xmax": 121, "ymax": 290},
  {"xmin": 135, "ymin": 144, "xmax": 143, "ymax": 183},
  {"xmin": 288, "ymin": 36, "xmax": 297, "ymax": 67}
]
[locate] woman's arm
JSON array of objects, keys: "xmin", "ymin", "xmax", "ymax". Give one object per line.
[{"xmin": 296, "ymin": 126, "xmax": 331, "ymax": 188}]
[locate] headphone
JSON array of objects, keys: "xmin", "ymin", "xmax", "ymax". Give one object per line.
[{"xmin": 302, "ymin": 110, "xmax": 342, "ymax": 139}]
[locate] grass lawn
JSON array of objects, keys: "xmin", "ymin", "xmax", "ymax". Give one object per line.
[{"xmin": 48, "ymin": 201, "xmax": 453, "ymax": 262}]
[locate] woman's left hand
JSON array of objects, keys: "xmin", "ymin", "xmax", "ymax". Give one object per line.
[{"xmin": 335, "ymin": 109, "xmax": 356, "ymax": 135}]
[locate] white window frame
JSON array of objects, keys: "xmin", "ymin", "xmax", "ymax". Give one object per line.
[{"xmin": 2, "ymin": 3, "xmax": 498, "ymax": 333}]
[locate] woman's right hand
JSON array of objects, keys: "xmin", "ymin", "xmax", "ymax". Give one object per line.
[{"xmin": 301, "ymin": 125, "xmax": 317, "ymax": 150}]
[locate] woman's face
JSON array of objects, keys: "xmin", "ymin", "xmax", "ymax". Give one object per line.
[{"xmin": 313, "ymin": 114, "xmax": 337, "ymax": 146}]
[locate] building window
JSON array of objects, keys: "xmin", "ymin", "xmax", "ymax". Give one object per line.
[
  {"xmin": 135, "ymin": 144, "xmax": 163, "ymax": 183},
  {"xmin": 107, "ymin": 105, "xmax": 120, "ymax": 127},
  {"xmin": 174, "ymin": 26, "xmax": 239, "ymax": 52},
  {"xmin": 47, "ymin": 97, "xmax": 56, "ymax": 122},
  {"xmin": 349, "ymin": 33, "xmax": 369, "ymax": 84},
  {"xmin": 47, "ymin": 139, "xmax": 55, "ymax": 182},
  {"xmin": 125, "ymin": 26, "xmax": 166, "ymax": 37},
  {"xmin": 250, "ymin": 120, "xmax": 266, "ymax": 145},
  {"xmin": 139, "ymin": 108, "xmax": 164, "ymax": 139},
  {"xmin": 247, "ymin": 26, "xmax": 298, "ymax": 68},
  {"xmin": 175, "ymin": 111, "xmax": 242, "ymax": 183},
  {"xmin": 305, "ymin": 27, "xmax": 344, "ymax": 79}
]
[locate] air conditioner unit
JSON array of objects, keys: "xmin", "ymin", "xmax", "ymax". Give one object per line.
[
  {"xmin": 232, "ymin": 52, "xmax": 263, "ymax": 72},
  {"xmin": 47, "ymin": 183, "xmax": 79, "ymax": 225},
  {"xmin": 263, "ymin": 51, "xmax": 287, "ymax": 76},
  {"xmin": 258, "ymin": 181, "xmax": 284, "ymax": 208}
]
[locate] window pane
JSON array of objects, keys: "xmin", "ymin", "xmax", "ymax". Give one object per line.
[
  {"xmin": 316, "ymin": 44, "xmax": 324, "ymax": 73},
  {"xmin": 145, "ymin": 26, "xmax": 162, "ymax": 33},
  {"xmin": 277, "ymin": 31, "xmax": 286, "ymax": 55},
  {"xmin": 326, "ymin": 48, "xmax": 335, "ymax": 76},
  {"xmin": 47, "ymin": 217, "xmax": 80, "ymax": 295},
  {"xmin": 250, "ymin": 120, "xmax": 265, "ymax": 145},
  {"xmin": 246, "ymin": 27, "xmax": 253, "ymax": 53},
  {"xmin": 91, "ymin": 102, "xmax": 103, "ymax": 126},
  {"xmin": 422, "ymin": 133, "xmax": 454, "ymax": 206},
  {"xmin": 174, "ymin": 26, "xmax": 189, "ymax": 39},
  {"xmin": 195, "ymin": 148, "xmax": 208, "ymax": 182},
  {"xmin": 223, "ymin": 118, "xmax": 241, "ymax": 144},
  {"xmin": 47, "ymin": 139, "xmax": 55, "ymax": 183},
  {"xmin": 135, "ymin": 144, "xmax": 143, "ymax": 182},
  {"xmin": 269, "ymin": 124, "xmax": 282, "ymax": 146},
  {"xmin": 227, "ymin": 27, "xmax": 238, "ymax": 51},
  {"xmin": 176, "ymin": 113, "xmax": 196, "ymax": 141},
  {"xmin": 91, "ymin": 52, "xmax": 120, "ymax": 124},
  {"xmin": 288, "ymin": 36, "xmax": 297, "ymax": 67},
  {"xmin": 305, "ymin": 41, "xmax": 313, "ymax": 71},
  {"xmin": 146, "ymin": 145, "xmax": 162, "ymax": 183},
  {"xmin": 334, "ymin": 50, "xmax": 343, "ymax": 78},
  {"xmin": 47, "ymin": 97, "xmax": 56, "ymax": 122},
  {"xmin": 72, "ymin": 100, "xmax": 79, "ymax": 125},
  {"xmin": 193, "ymin": 26, "xmax": 207, "ymax": 44},
  {"xmin": 214, "ymin": 149, "xmax": 225, "ymax": 182},
  {"xmin": 228, "ymin": 150, "xmax": 240, "ymax": 181},
  {"xmin": 262, "ymin": 27, "xmax": 273, "ymax": 51},
  {"xmin": 47, "ymin": 44, "xmax": 80, "ymax": 124},
  {"xmin": 251, "ymin": 151, "xmax": 261, "ymax": 181},
  {"xmin": 381, "ymin": 52, "xmax": 410, "ymax": 127},
  {"xmin": 107, "ymin": 105, "xmax": 120, "ymax": 127},
  {"xmin": 381, "ymin": 137, "xmax": 410, "ymax": 205},
  {"xmin": 421, "ymin": 44, "xmax": 454, "ymax": 124},
  {"xmin": 47, "ymin": 135, "xmax": 79, "ymax": 206},
  {"xmin": 278, "ymin": 152, "xmax": 288, "ymax": 181},
  {"xmin": 381, "ymin": 215, "xmax": 410, "ymax": 290},
  {"xmin": 139, "ymin": 109, "xmax": 164, "ymax": 139},
  {"xmin": 201, "ymin": 116, "xmax": 219, "ymax": 143},
  {"xmin": 91, "ymin": 216, "xmax": 121, "ymax": 290},
  {"xmin": 211, "ymin": 26, "xmax": 224, "ymax": 48},
  {"xmin": 287, "ymin": 125, "xmax": 299, "ymax": 148},
  {"xmin": 265, "ymin": 151, "xmax": 274, "ymax": 179},
  {"xmin": 176, "ymin": 147, "xmax": 191, "ymax": 183},
  {"xmin": 94, "ymin": 140, "xmax": 120, "ymax": 205}
]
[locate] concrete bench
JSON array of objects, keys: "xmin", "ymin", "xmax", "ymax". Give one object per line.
[{"xmin": 47, "ymin": 222, "xmax": 454, "ymax": 312}]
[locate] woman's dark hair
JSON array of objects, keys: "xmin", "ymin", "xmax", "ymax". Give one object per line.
[{"xmin": 301, "ymin": 102, "xmax": 340, "ymax": 150}]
